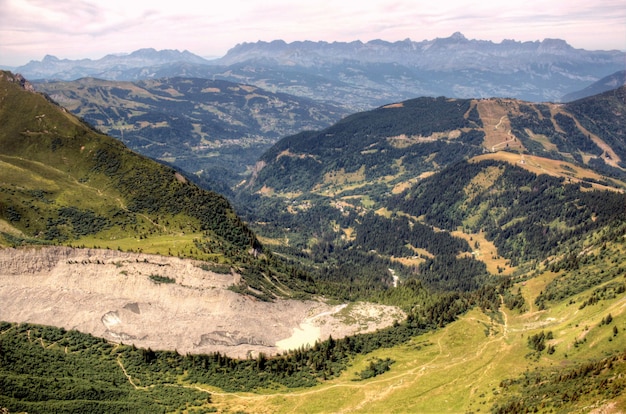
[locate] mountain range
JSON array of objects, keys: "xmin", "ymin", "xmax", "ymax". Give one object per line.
[
  {"xmin": 10, "ymin": 48, "xmax": 208, "ymax": 80},
  {"xmin": 17, "ymin": 35, "xmax": 625, "ymax": 193},
  {"xmin": 13, "ymin": 33, "xmax": 626, "ymax": 108},
  {"xmin": 219, "ymin": 32, "xmax": 620, "ymax": 71}
]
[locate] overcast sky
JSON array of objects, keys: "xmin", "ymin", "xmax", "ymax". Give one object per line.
[{"xmin": 1, "ymin": 0, "xmax": 625, "ymax": 67}]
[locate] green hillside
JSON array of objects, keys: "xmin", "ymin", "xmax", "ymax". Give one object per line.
[
  {"xmin": 390, "ymin": 159, "xmax": 626, "ymax": 265},
  {"xmin": 0, "ymin": 71, "xmax": 309, "ymax": 300},
  {"xmin": 249, "ymin": 89, "xmax": 626, "ymax": 195},
  {"xmin": 250, "ymin": 96, "xmax": 484, "ymax": 193}
]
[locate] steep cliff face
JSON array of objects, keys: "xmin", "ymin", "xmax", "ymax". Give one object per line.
[
  {"xmin": 0, "ymin": 247, "xmax": 403, "ymax": 358},
  {"xmin": 214, "ymin": 34, "xmax": 626, "ymax": 104}
]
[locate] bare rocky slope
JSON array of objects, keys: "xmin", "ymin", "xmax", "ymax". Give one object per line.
[{"xmin": 0, "ymin": 247, "xmax": 403, "ymax": 358}]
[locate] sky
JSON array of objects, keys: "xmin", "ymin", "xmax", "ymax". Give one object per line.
[{"xmin": 1, "ymin": 0, "xmax": 625, "ymax": 67}]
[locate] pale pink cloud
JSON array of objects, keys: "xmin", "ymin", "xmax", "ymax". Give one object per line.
[{"xmin": 0, "ymin": 0, "xmax": 624, "ymax": 66}]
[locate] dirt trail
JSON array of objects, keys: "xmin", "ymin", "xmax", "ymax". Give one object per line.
[{"xmin": 117, "ymin": 357, "xmax": 148, "ymax": 390}]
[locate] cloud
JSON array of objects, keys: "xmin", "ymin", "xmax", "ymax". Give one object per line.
[{"xmin": 0, "ymin": 0, "xmax": 624, "ymax": 66}]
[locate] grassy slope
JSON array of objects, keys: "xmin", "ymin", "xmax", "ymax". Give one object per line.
[
  {"xmin": 0, "ymin": 72, "xmax": 224, "ymax": 258},
  {"xmin": 472, "ymin": 152, "xmax": 626, "ymax": 192},
  {"xmin": 197, "ymin": 234, "xmax": 626, "ymax": 412},
  {"xmin": 208, "ymin": 267, "xmax": 625, "ymax": 413},
  {"xmin": 0, "ymin": 148, "xmax": 228, "ymax": 260}
]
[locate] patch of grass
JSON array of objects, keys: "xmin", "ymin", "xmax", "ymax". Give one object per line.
[
  {"xmin": 148, "ymin": 274, "xmax": 176, "ymax": 284},
  {"xmin": 71, "ymin": 231, "xmax": 224, "ymax": 262},
  {"xmin": 471, "ymin": 152, "xmax": 626, "ymax": 191},
  {"xmin": 451, "ymin": 229, "xmax": 514, "ymax": 275}
]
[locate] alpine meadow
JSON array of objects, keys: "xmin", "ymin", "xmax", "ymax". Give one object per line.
[{"xmin": 1, "ymin": 31, "xmax": 626, "ymax": 414}]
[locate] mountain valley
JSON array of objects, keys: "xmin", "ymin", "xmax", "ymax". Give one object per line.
[
  {"xmin": 241, "ymin": 89, "xmax": 626, "ymax": 292},
  {"xmin": 34, "ymin": 77, "xmax": 348, "ymax": 191},
  {"xmin": 1, "ymin": 48, "xmax": 626, "ymax": 414}
]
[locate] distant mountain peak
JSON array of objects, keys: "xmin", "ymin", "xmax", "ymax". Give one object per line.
[
  {"xmin": 129, "ymin": 47, "xmax": 159, "ymax": 56},
  {"xmin": 449, "ymin": 32, "xmax": 468, "ymax": 41},
  {"xmin": 42, "ymin": 54, "xmax": 60, "ymax": 62},
  {"xmin": 218, "ymin": 33, "xmax": 606, "ymax": 70},
  {"xmin": 538, "ymin": 38, "xmax": 573, "ymax": 51}
]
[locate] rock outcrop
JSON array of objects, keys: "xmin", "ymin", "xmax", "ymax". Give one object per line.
[{"xmin": 0, "ymin": 247, "xmax": 404, "ymax": 358}]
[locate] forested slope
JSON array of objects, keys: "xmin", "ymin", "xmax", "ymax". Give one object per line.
[
  {"xmin": 249, "ymin": 88, "xmax": 626, "ymax": 195},
  {"xmin": 240, "ymin": 87, "xmax": 626, "ymax": 301}
]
